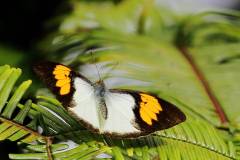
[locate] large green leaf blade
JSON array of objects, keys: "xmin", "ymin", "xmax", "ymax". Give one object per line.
[{"xmin": 189, "ymin": 43, "xmax": 240, "ymax": 128}]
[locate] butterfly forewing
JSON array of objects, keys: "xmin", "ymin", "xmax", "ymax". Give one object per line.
[
  {"xmin": 34, "ymin": 61, "xmax": 101, "ymax": 131},
  {"xmin": 68, "ymin": 77, "xmax": 100, "ymax": 130}
]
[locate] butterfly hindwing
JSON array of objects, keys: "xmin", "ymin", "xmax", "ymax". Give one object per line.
[
  {"xmin": 103, "ymin": 90, "xmax": 140, "ymax": 137},
  {"xmin": 102, "ymin": 89, "xmax": 186, "ymax": 138}
]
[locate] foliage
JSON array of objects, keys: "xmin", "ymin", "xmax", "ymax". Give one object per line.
[
  {"xmin": 0, "ymin": 0, "xmax": 240, "ymax": 159},
  {"xmin": 0, "ymin": 65, "xmax": 110, "ymax": 159}
]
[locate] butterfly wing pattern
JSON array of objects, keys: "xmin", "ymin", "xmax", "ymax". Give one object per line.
[
  {"xmin": 34, "ymin": 61, "xmax": 186, "ymax": 138},
  {"xmin": 103, "ymin": 90, "xmax": 186, "ymax": 137},
  {"xmin": 34, "ymin": 61, "xmax": 100, "ymax": 130}
]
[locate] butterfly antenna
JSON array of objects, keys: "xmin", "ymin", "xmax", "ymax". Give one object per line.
[
  {"xmin": 103, "ymin": 62, "xmax": 119, "ymax": 80},
  {"xmin": 89, "ymin": 49, "xmax": 102, "ymax": 81}
]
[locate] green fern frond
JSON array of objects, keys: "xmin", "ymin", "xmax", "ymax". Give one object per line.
[
  {"xmin": 0, "ymin": 65, "xmax": 43, "ymax": 144},
  {"xmin": 9, "ymin": 143, "xmax": 110, "ymax": 160},
  {"xmin": 0, "ymin": 64, "xmax": 110, "ymax": 159},
  {"xmin": 102, "ymin": 119, "xmax": 235, "ymax": 159}
]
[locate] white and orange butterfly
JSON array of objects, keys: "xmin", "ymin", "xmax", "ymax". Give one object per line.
[{"xmin": 34, "ymin": 61, "xmax": 186, "ymax": 138}]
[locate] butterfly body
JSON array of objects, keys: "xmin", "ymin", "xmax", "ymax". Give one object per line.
[
  {"xmin": 34, "ymin": 61, "xmax": 186, "ymax": 138},
  {"xmin": 93, "ymin": 80, "xmax": 108, "ymax": 133}
]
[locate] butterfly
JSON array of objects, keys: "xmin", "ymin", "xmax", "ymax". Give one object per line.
[{"xmin": 33, "ymin": 61, "xmax": 186, "ymax": 138}]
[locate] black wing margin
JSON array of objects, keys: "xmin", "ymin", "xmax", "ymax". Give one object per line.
[
  {"xmin": 33, "ymin": 61, "xmax": 76, "ymax": 107},
  {"xmin": 110, "ymin": 89, "xmax": 186, "ymax": 136}
]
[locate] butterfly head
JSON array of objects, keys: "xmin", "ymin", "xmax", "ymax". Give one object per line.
[{"xmin": 94, "ymin": 80, "xmax": 106, "ymax": 97}]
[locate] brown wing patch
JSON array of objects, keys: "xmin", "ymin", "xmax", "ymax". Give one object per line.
[
  {"xmin": 139, "ymin": 93, "xmax": 162, "ymax": 125},
  {"xmin": 53, "ymin": 65, "xmax": 71, "ymax": 95}
]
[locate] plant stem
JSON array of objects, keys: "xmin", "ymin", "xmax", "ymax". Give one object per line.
[
  {"xmin": 46, "ymin": 136, "xmax": 53, "ymax": 160},
  {"xmin": 178, "ymin": 46, "xmax": 228, "ymax": 124}
]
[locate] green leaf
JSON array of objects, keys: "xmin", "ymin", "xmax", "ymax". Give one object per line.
[
  {"xmin": 14, "ymin": 100, "xmax": 32, "ymax": 124},
  {"xmin": 0, "ymin": 68, "xmax": 21, "ymax": 112},
  {"xmin": 0, "ymin": 65, "xmax": 43, "ymax": 144},
  {"xmin": 2, "ymin": 80, "xmax": 32, "ymax": 119},
  {"xmin": 0, "ymin": 64, "xmax": 110, "ymax": 160},
  {"xmin": 188, "ymin": 44, "xmax": 240, "ymax": 128}
]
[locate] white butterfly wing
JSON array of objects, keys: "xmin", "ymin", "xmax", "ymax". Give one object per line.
[
  {"xmin": 69, "ymin": 80, "xmax": 141, "ymax": 136},
  {"xmin": 103, "ymin": 91, "xmax": 140, "ymax": 136},
  {"xmin": 68, "ymin": 77, "xmax": 100, "ymax": 129}
]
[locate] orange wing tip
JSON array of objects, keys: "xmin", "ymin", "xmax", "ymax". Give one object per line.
[
  {"xmin": 53, "ymin": 70, "xmax": 63, "ymax": 75},
  {"xmin": 139, "ymin": 94, "xmax": 163, "ymax": 125},
  {"xmin": 56, "ymin": 78, "xmax": 71, "ymax": 87},
  {"xmin": 55, "ymin": 65, "xmax": 71, "ymax": 71},
  {"xmin": 148, "ymin": 104, "xmax": 160, "ymax": 114},
  {"xmin": 55, "ymin": 74, "xmax": 68, "ymax": 80},
  {"xmin": 52, "ymin": 65, "xmax": 72, "ymax": 95},
  {"xmin": 60, "ymin": 83, "xmax": 71, "ymax": 95},
  {"xmin": 53, "ymin": 70, "xmax": 70, "ymax": 75},
  {"xmin": 140, "ymin": 109, "xmax": 152, "ymax": 125},
  {"xmin": 140, "ymin": 104, "xmax": 158, "ymax": 121}
]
